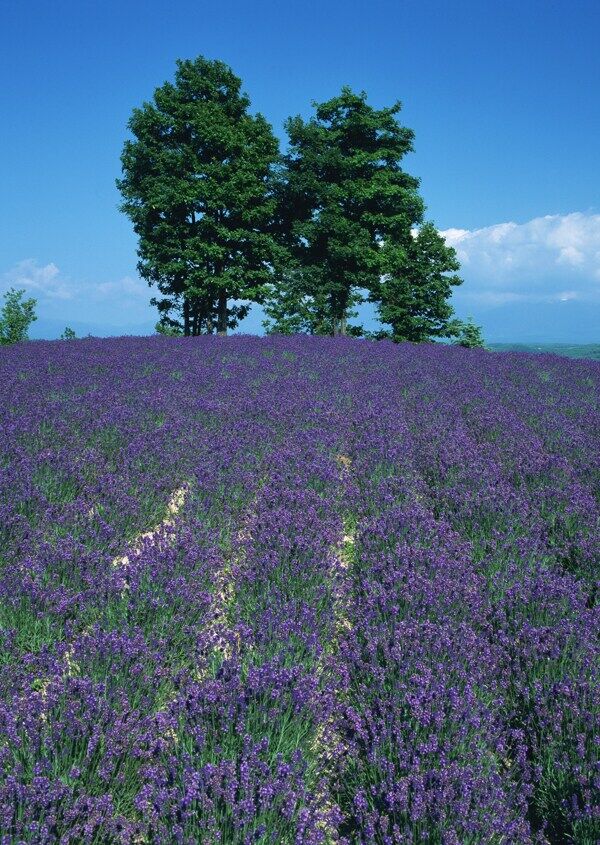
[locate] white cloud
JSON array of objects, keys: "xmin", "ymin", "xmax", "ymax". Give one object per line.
[
  {"xmin": 2, "ymin": 260, "xmax": 149, "ymax": 305},
  {"xmin": 557, "ymin": 246, "xmax": 584, "ymax": 266},
  {"xmin": 441, "ymin": 212, "xmax": 600, "ymax": 306},
  {"xmin": 1, "ymin": 260, "xmax": 155, "ymax": 333},
  {"xmin": 94, "ymin": 275, "xmax": 148, "ymax": 299},
  {"xmin": 2, "ymin": 259, "xmax": 73, "ymax": 300}
]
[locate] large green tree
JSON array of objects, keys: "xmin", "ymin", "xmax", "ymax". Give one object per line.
[
  {"xmin": 117, "ymin": 56, "xmax": 283, "ymax": 335},
  {"xmin": 266, "ymin": 87, "xmax": 462, "ymax": 339},
  {"xmin": 372, "ymin": 222, "xmax": 463, "ymax": 342}
]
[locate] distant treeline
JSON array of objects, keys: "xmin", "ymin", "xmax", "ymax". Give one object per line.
[{"xmin": 117, "ymin": 56, "xmax": 482, "ymax": 347}]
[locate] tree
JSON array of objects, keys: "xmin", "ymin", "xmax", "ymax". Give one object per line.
[
  {"xmin": 155, "ymin": 318, "xmax": 183, "ymax": 337},
  {"xmin": 0, "ymin": 288, "xmax": 37, "ymax": 345},
  {"xmin": 117, "ymin": 56, "xmax": 284, "ymax": 336},
  {"xmin": 60, "ymin": 326, "xmax": 76, "ymax": 340},
  {"xmin": 454, "ymin": 317, "xmax": 486, "ymax": 348},
  {"xmin": 263, "ymin": 269, "xmax": 336, "ymax": 335},
  {"xmin": 372, "ymin": 222, "xmax": 463, "ymax": 342},
  {"xmin": 268, "ymin": 87, "xmax": 459, "ymax": 337}
]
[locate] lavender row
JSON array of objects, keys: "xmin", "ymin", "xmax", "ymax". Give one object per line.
[
  {"xmin": 0, "ymin": 337, "xmax": 355, "ymax": 842},
  {"xmin": 0, "ymin": 335, "xmax": 598, "ymax": 843}
]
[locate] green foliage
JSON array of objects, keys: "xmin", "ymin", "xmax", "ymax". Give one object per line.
[
  {"xmin": 155, "ymin": 318, "xmax": 183, "ymax": 337},
  {"xmin": 266, "ymin": 87, "xmax": 461, "ymax": 338},
  {"xmin": 117, "ymin": 55, "xmax": 285, "ymax": 336},
  {"xmin": 0, "ymin": 288, "xmax": 37, "ymax": 345},
  {"xmin": 373, "ymin": 222, "xmax": 463, "ymax": 342},
  {"xmin": 263, "ymin": 270, "xmax": 337, "ymax": 335},
  {"xmin": 454, "ymin": 317, "xmax": 486, "ymax": 348},
  {"xmin": 60, "ymin": 326, "xmax": 77, "ymax": 340},
  {"xmin": 116, "ymin": 59, "xmax": 465, "ymax": 344}
]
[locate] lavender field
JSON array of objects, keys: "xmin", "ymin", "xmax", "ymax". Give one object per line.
[{"xmin": 0, "ymin": 335, "xmax": 598, "ymax": 844}]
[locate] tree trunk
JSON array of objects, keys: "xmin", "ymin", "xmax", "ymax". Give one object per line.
[
  {"xmin": 183, "ymin": 298, "xmax": 190, "ymax": 337},
  {"xmin": 340, "ymin": 313, "xmax": 347, "ymax": 336},
  {"xmin": 217, "ymin": 290, "xmax": 227, "ymax": 336},
  {"xmin": 331, "ymin": 293, "xmax": 339, "ymax": 337},
  {"xmin": 192, "ymin": 308, "xmax": 199, "ymax": 336}
]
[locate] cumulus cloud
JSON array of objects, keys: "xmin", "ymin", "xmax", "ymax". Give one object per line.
[
  {"xmin": 441, "ymin": 212, "xmax": 600, "ymax": 306},
  {"xmin": 2, "ymin": 260, "xmax": 149, "ymax": 304},
  {"xmin": 1, "ymin": 259, "xmax": 156, "ymax": 334},
  {"xmin": 2, "ymin": 259, "xmax": 73, "ymax": 300}
]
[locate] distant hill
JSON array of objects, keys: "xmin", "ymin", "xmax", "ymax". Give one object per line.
[{"xmin": 489, "ymin": 343, "xmax": 600, "ymax": 361}]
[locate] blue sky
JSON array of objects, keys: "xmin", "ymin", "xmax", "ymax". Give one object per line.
[{"xmin": 1, "ymin": 0, "xmax": 599, "ymax": 342}]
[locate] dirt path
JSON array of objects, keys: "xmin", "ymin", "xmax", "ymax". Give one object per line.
[
  {"xmin": 111, "ymin": 484, "xmax": 189, "ymax": 574},
  {"xmin": 194, "ymin": 499, "xmax": 258, "ymax": 677},
  {"xmin": 310, "ymin": 454, "xmax": 355, "ymax": 842}
]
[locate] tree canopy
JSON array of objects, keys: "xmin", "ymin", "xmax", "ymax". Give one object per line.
[
  {"xmin": 117, "ymin": 56, "xmax": 283, "ymax": 335},
  {"xmin": 372, "ymin": 222, "xmax": 463, "ymax": 342},
  {"xmin": 454, "ymin": 316, "xmax": 486, "ymax": 348},
  {"xmin": 118, "ymin": 60, "xmax": 466, "ymax": 342},
  {"xmin": 264, "ymin": 87, "xmax": 462, "ymax": 339}
]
